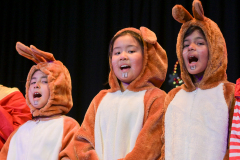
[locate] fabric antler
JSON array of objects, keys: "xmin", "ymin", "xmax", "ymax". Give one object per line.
[
  {"xmin": 16, "ymin": 42, "xmax": 56, "ymax": 64},
  {"xmin": 172, "ymin": 0, "xmax": 205, "ymax": 24},
  {"xmin": 172, "ymin": 5, "xmax": 193, "ymax": 23},
  {"xmin": 140, "ymin": 27, "xmax": 157, "ymax": 44},
  {"xmin": 192, "ymin": 0, "xmax": 205, "ymax": 21}
]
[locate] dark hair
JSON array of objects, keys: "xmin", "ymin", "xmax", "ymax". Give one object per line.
[
  {"xmin": 183, "ymin": 26, "xmax": 206, "ymax": 40},
  {"xmin": 108, "ymin": 30, "xmax": 144, "ymax": 58}
]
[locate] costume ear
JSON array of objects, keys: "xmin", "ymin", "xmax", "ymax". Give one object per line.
[
  {"xmin": 16, "ymin": 42, "xmax": 56, "ymax": 64},
  {"xmin": 140, "ymin": 27, "xmax": 157, "ymax": 44},
  {"xmin": 172, "ymin": 5, "xmax": 193, "ymax": 23},
  {"xmin": 30, "ymin": 45, "xmax": 56, "ymax": 62},
  {"xmin": 16, "ymin": 42, "xmax": 39, "ymax": 64},
  {"xmin": 192, "ymin": 0, "xmax": 204, "ymax": 21}
]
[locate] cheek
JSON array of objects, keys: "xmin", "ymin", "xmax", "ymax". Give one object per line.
[
  {"xmin": 111, "ymin": 58, "xmax": 118, "ymax": 70},
  {"xmin": 28, "ymin": 87, "xmax": 32, "ymax": 95},
  {"xmin": 182, "ymin": 51, "xmax": 188, "ymax": 65},
  {"xmin": 200, "ymin": 49, "xmax": 209, "ymax": 64},
  {"xmin": 131, "ymin": 56, "xmax": 143, "ymax": 72}
]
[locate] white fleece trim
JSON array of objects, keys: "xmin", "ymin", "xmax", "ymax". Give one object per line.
[
  {"xmin": 0, "ymin": 85, "xmax": 19, "ymax": 100},
  {"xmin": 7, "ymin": 117, "xmax": 64, "ymax": 160},
  {"xmin": 95, "ymin": 89, "xmax": 146, "ymax": 160},
  {"xmin": 165, "ymin": 83, "xmax": 228, "ymax": 160},
  {"xmin": 236, "ymin": 101, "xmax": 240, "ymax": 106}
]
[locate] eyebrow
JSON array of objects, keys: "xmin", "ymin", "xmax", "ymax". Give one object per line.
[
  {"xmin": 113, "ymin": 45, "xmax": 137, "ymax": 50},
  {"xmin": 31, "ymin": 76, "xmax": 48, "ymax": 80},
  {"xmin": 184, "ymin": 37, "xmax": 205, "ymax": 42}
]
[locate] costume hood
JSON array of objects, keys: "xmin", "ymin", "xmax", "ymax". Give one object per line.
[
  {"xmin": 16, "ymin": 42, "xmax": 72, "ymax": 117},
  {"xmin": 108, "ymin": 27, "xmax": 168, "ymax": 92},
  {"xmin": 172, "ymin": 0, "xmax": 228, "ymax": 92}
]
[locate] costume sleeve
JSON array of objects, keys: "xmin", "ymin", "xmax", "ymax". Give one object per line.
[
  {"xmin": 59, "ymin": 116, "xmax": 80, "ymax": 160},
  {"xmin": 159, "ymin": 86, "xmax": 182, "ymax": 160},
  {"xmin": 0, "ymin": 91, "xmax": 32, "ymax": 149},
  {"xmin": 74, "ymin": 90, "xmax": 108, "ymax": 160},
  {"xmin": 117, "ymin": 88, "xmax": 167, "ymax": 160},
  {"xmin": 228, "ymin": 80, "xmax": 240, "ymax": 160},
  {"xmin": 0, "ymin": 127, "xmax": 19, "ymax": 157}
]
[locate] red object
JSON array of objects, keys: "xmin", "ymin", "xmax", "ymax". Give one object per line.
[
  {"xmin": 0, "ymin": 91, "xmax": 32, "ymax": 150},
  {"xmin": 235, "ymin": 78, "xmax": 240, "ymax": 101}
]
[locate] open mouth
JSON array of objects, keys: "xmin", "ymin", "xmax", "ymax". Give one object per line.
[
  {"xmin": 188, "ymin": 55, "xmax": 198, "ymax": 64},
  {"xmin": 120, "ymin": 65, "xmax": 131, "ymax": 70},
  {"xmin": 33, "ymin": 92, "xmax": 42, "ymax": 98}
]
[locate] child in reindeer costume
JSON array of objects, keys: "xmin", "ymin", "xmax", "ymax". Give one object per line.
[
  {"xmin": 72, "ymin": 27, "xmax": 168, "ymax": 160},
  {"xmin": 164, "ymin": 0, "xmax": 235, "ymax": 159},
  {"xmin": 0, "ymin": 42, "xmax": 80, "ymax": 160}
]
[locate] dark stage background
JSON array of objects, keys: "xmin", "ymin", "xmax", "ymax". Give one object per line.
[{"xmin": 1, "ymin": 0, "xmax": 240, "ymax": 124}]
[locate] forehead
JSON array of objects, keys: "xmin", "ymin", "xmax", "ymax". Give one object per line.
[
  {"xmin": 184, "ymin": 30, "xmax": 205, "ymax": 40},
  {"xmin": 113, "ymin": 34, "xmax": 139, "ymax": 48},
  {"xmin": 31, "ymin": 70, "xmax": 47, "ymax": 78}
]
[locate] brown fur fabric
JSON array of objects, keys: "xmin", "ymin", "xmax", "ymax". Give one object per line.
[
  {"xmin": 164, "ymin": 0, "xmax": 235, "ymax": 159},
  {"xmin": 73, "ymin": 27, "xmax": 168, "ymax": 159},
  {"xmin": 26, "ymin": 61, "xmax": 73, "ymax": 117},
  {"xmin": 16, "ymin": 42, "xmax": 73, "ymax": 117},
  {"xmin": 108, "ymin": 27, "xmax": 168, "ymax": 92},
  {"xmin": 160, "ymin": 86, "xmax": 182, "ymax": 160},
  {"xmin": 74, "ymin": 88, "xmax": 167, "ymax": 160},
  {"xmin": 173, "ymin": 0, "xmax": 228, "ymax": 92}
]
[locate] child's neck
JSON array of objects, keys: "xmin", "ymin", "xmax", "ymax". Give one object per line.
[
  {"xmin": 194, "ymin": 75, "xmax": 203, "ymax": 83},
  {"xmin": 120, "ymin": 82, "xmax": 129, "ymax": 92},
  {"xmin": 33, "ymin": 114, "xmax": 62, "ymax": 121}
]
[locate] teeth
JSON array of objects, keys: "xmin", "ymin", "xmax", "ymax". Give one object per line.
[
  {"xmin": 34, "ymin": 92, "xmax": 41, "ymax": 98},
  {"xmin": 122, "ymin": 72, "xmax": 128, "ymax": 78},
  {"xmin": 190, "ymin": 65, "xmax": 196, "ymax": 70},
  {"xmin": 121, "ymin": 65, "xmax": 128, "ymax": 67},
  {"xmin": 34, "ymin": 101, "xmax": 38, "ymax": 105}
]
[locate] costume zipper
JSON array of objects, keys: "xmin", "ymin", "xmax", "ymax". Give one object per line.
[{"xmin": 186, "ymin": 88, "xmax": 198, "ymax": 159}]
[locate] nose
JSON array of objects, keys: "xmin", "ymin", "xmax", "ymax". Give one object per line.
[
  {"xmin": 34, "ymin": 82, "xmax": 40, "ymax": 89},
  {"xmin": 120, "ymin": 51, "xmax": 128, "ymax": 61},
  {"xmin": 188, "ymin": 43, "xmax": 196, "ymax": 51}
]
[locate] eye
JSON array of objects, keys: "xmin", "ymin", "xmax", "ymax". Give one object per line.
[
  {"xmin": 197, "ymin": 42, "xmax": 204, "ymax": 45},
  {"xmin": 128, "ymin": 50, "xmax": 135, "ymax": 53},
  {"xmin": 113, "ymin": 52, "xmax": 120, "ymax": 55},
  {"xmin": 30, "ymin": 81, "xmax": 36, "ymax": 85},
  {"xmin": 183, "ymin": 44, "xmax": 189, "ymax": 48},
  {"xmin": 42, "ymin": 79, "xmax": 48, "ymax": 83}
]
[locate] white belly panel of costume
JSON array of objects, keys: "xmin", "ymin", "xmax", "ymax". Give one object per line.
[
  {"xmin": 165, "ymin": 83, "xmax": 228, "ymax": 160},
  {"xmin": 7, "ymin": 117, "xmax": 64, "ymax": 160},
  {"xmin": 95, "ymin": 89, "xmax": 146, "ymax": 160}
]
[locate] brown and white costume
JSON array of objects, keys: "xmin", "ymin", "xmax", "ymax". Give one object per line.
[
  {"xmin": 163, "ymin": 1, "xmax": 235, "ymax": 160},
  {"xmin": 0, "ymin": 42, "xmax": 80, "ymax": 160},
  {"xmin": 73, "ymin": 27, "xmax": 168, "ymax": 160}
]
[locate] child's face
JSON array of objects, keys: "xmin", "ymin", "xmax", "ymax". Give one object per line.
[
  {"xmin": 182, "ymin": 30, "xmax": 209, "ymax": 77},
  {"xmin": 111, "ymin": 34, "xmax": 143, "ymax": 84},
  {"xmin": 28, "ymin": 70, "xmax": 50, "ymax": 109}
]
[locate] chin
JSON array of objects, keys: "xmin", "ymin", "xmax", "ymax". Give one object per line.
[{"xmin": 187, "ymin": 69, "xmax": 205, "ymax": 77}]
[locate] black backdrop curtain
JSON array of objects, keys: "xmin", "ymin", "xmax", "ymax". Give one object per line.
[{"xmin": 1, "ymin": 0, "xmax": 239, "ymax": 124}]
